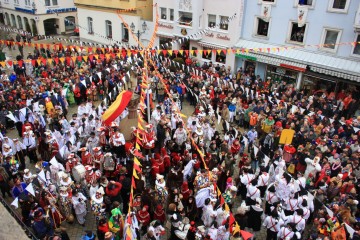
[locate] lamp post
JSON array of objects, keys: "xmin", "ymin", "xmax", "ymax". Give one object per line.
[
  {"xmin": 130, "ymin": 21, "xmax": 150, "ymax": 122},
  {"xmin": 32, "ymin": 2, "xmax": 37, "ymax": 14},
  {"xmin": 130, "ymin": 21, "xmax": 147, "ymax": 49}
]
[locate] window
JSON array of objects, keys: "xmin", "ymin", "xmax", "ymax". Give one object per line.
[
  {"xmin": 122, "ymin": 23, "xmax": 129, "ymax": 42},
  {"xmin": 216, "ymin": 51, "xmax": 226, "ymax": 63},
  {"xmin": 170, "ymin": 9, "xmax": 174, "ymax": 21},
  {"xmin": 65, "ymin": 16, "xmax": 75, "ymax": 31},
  {"xmin": 11, "ymin": 14, "xmax": 16, "ymax": 28},
  {"xmin": 45, "ymin": 0, "xmax": 50, "ymax": 6},
  {"xmin": 208, "ymin": 14, "xmax": 216, "ymax": 28},
  {"xmin": 328, "ymin": 0, "xmax": 350, "ymax": 12},
  {"xmin": 260, "ymin": 0, "xmax": 275, "ymax": 3},
  {"xmin": 255, "ymin": 17, "xmax": 269, "ymax": 37},
  {"xmin": 321, "ymin": 28, "xmax": 341, "ymax": 51},
  {"xmin": 25, "ymin": 0, "xmax": 30, "ymax": 6},
  {"xmin": 178, "ymin": 11, "xmax": 193, "ymax": 27},
  {"xmin": 105, "ymin": 20, "xmax": 112, "ymax": 38},
  {"xmin": 202, "ymin": 47, "xmax": 212, "ymax": 60},
  {"xmin": 13, "ymin": 0, "xmax": 19, "ymax": 4},
  {"xmin": 191, "ymin": 47, "xmax": 197, "ymax": 57},
  {"xmin": 52, "ymin": 0, "xmax": 58, "ymax": 5},
  {"xmin": 220, "ymin": 16, "xmax": 229, "ymax": 30},
  {"xmin": 17, "ymin": 15, "xmax": 23, "ymax": 29},
  {"xmin": 160, "ymin": 8, "xmax": 167, "ymax": 20},
  {"xmin": 353, "ymin": 34, "xmax": 360, "ymax": 55},
  {"xmin": 87, "ymin": 17, "xmax": 93, "ymax": 34},
  {"xmin": 298, "ymin": 0, "xmax": 313, "ymax": 6},
  {"xmin": 289, "ymin": 22, "xmax": 306, "ymax": 43},
  {"xmin": 159, "ymin": 37, "xmax": 172, "ymax": 50},
  {"xmin": 332, "ymin": 0, "xmax": 347, "ymax": 9}
]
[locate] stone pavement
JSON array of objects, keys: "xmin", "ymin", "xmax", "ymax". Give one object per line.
[{"xmin": 0, "ymin": 202, "xmax": 29, "ymax": 240}]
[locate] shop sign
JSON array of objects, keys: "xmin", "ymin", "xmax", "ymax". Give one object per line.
[
  {"xmin": 235, "ymin": 53, "xmax": 257, "ymax": 61},
  {"xmin": 204, "ymin": 32, "xmax": 230, "ymax": 41},
  {"xmin": 159, "ymin": 22, "xmax": 174, "ymax": 29},
  {"xmin": 280, "ymin": 63, "xmax": 306, "ymax": 72}
]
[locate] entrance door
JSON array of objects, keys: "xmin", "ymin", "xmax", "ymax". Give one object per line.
[{"xmin": 43, "ymin": 18, "xmax": 58, "ymax": 35}]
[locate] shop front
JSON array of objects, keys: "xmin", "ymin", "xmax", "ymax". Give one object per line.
[{"xmin": 265, "ymin": 65, "xmax": 298, "ymax": 85}]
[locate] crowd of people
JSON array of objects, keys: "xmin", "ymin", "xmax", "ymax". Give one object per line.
[{"xmin": 0, "ymin": 36, "xmax": 360, "ymax": 240}]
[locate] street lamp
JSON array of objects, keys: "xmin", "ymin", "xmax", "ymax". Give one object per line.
[
  {"xmin": 130, "ymin": 21, "xmax": 147, "ymax": 49},
  {"xmin": 130, "ymin": 21, "xmax": 150, "ymax": 122},
  {"xmin": 32, "ymin": 2, "xmax": 37, "ymax": 14}
]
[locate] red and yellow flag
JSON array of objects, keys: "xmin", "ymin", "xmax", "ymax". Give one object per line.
[{"xmin": 101, "ymin": 90, "xmax": 133, "ymax": 126}]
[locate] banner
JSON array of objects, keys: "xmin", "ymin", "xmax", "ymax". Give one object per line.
[
  {"xmin": 101, "ymin": 90, "xmax": 133, "ymax": 125},
  {"xmin": 298, "ymin": 6, "xmax": 308, "ymax": 27}
]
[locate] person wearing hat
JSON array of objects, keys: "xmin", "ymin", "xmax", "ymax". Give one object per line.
[
  {"xmin": 31, "ymin": 208, "xmax": 55, "ymax": 239},
  {"xmin": 155, "ymin": 174, "xmax": 168, "ymax": 205},
  {"xmin": 246, "ymin": 198, "xmax": 263, "ymax": 236},
  {"xmin": 86, "ymin": 132, "xmax": 99, "ymax": 154},
  {"xmin": 23, "ymin": 130, "xmax": 38, "ymax": 163},
  {"xmin": 72, "ymin": 189, "xmax": 87, "ymax": 226},
  {"xmin": 108, "ymin": 208, "xmax": 124, "ymax": 240},
  {"xmin": 304, "ymin": 156, "xmax": 322, "ymax": 179},
  {"xmin": 92, "ymin": 147, "xmax": 104, "ymax": 171},
  {"xmin": 90, "ymin": 187, "xmax": 106, "ymax": 223},
  {"xmin": 141, "ymin": 124, "xmax": 155, "ymax": 158},
  {"xmin": 12, "ymin": 138, "xmax": 26, "ymax": 170},
  {"xmin": 137, "ymin": 205, "xmax": 151, "ymax": 234},
  {"xmin": 110, "ymin": 127, "xmax": 126, "ymax": 164}
]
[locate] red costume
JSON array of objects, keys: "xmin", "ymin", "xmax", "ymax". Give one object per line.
[
  {"xmin": 143, "ymin": 128, "xmax": 156, "ymax": 150},
  {"xmin": 181, "ymin": 181, "xmax": 192, "ymax": 201},
  {"xmin": 137, "ymin": 205, "xmax": 151, "ymax": 227},
  {"xmin": 283, "ymin": 145, "xmax": 296, "ymax": 163},
  {"xmin": 85, "ymin": 166, "xmax": 101, "ymax": 185},
  {"xmin": 153, "ymin": 204, "xmax": 166, "ymax": 223},
  {"xmin": 93, "ymin": 149, "xmax": 104, "ymax": 170},
  {"xmin": 81, "ymin": 151, "xmax": 93, "ymax": 166},
  {"xmin": 50, "ymin": 139, "xmax": 59, "ymax": 158},
  {"xmin": 231, "ymin": 140, "xmax": 241, "ymax": 155},
  {"xmin": 151, "ymin": 160, "xmax": 160, "ymax": 178},
  {"xmin": 154, "ymin": 153, "xmax": 165, "ymax": 174},
  {"xmin": 22, "ymin": 123, "xmax": 33, "ymax": 137}
]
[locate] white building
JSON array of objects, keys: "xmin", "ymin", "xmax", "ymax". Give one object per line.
[
  {"xmin": 153, "ymin": 0, "xmax": 244, "ymax": 69},
  {"xmin": 74, "ymin": 0, "xmax": 154, "ymax": 47},
  {"xmin": 0, "ymin": 0, "xmax": 77, "ymax": 36},
  {"xmin": 235, "ymin": 0, "xmax": 360, "ymax": 91}
]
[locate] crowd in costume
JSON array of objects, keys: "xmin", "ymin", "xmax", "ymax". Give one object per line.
[{"xmin": 0, "ymin": 37, "xmax": 360, "ymax": 240}]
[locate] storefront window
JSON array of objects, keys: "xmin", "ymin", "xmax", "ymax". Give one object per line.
[
  {"xmin": 202, "ymin": 47, "xmax": 212, "ymax": 60},
  {"xmin": 244, "ymin": 60, "xmax": 256, "ymax": 74},
  {"xmin": 159, "ymin": 37, "xmax": 172, "ymax": 50},
  {"xmin": 266, "ymin": 65, "xmax": 297, "ymax": 84},
  {"xmin": 216, "ymin": 51, "xmax": 226, "ymax": 63}
]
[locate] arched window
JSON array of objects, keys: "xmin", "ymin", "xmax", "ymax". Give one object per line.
[
  {"xmin": 17, "ymin": 15, "xmax": 23, "ymax": 29},
  {"xmin": 11, "ymin": 14, "xmax": 17, "ymax": 28}
]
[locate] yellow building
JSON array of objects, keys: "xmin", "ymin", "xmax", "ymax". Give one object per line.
[{"xmin": 75, "ymin": 0, "xmax": 153, "ymax": 46}]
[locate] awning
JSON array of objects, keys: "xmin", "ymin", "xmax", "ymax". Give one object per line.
[
  {"xmin": 236, "ymin": 51, "xmax": 307, "ymax": 71},
  {"xmin": 235, "ymin": 39, "xmax": 360, "ymax": 82},
  {"xmin": 156, "ymin": 32, "xmax": 175, "ymax": 39},
  {"xmin": 198, "ymin": 41, "xmax": 228, "ymax": 49}
]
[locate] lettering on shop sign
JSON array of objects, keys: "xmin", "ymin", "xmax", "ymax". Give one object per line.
[
  {"xmin": 204, "ymin": 32, "xmax": 230, "ymax": 41},
  {"xmin": 216, "ymin": 34, "xmax": 230, "ymax": 41},
  {"xmin": 159, "ymin": 22, "xmax": 174, "ymax": 29}
]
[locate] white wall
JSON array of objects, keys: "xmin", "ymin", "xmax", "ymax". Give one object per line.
[
  {"xmin": 242, "ymin": 0, "xmax": 360, "ymax": 59},
  {"xmin": 78, "ymin": 7, "xmax": 154, "ymax": 46}
]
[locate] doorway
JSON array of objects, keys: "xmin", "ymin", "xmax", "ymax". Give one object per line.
[{"xmin": 43, "ymin": 18, "xmax": 59, "ymax": 35}]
